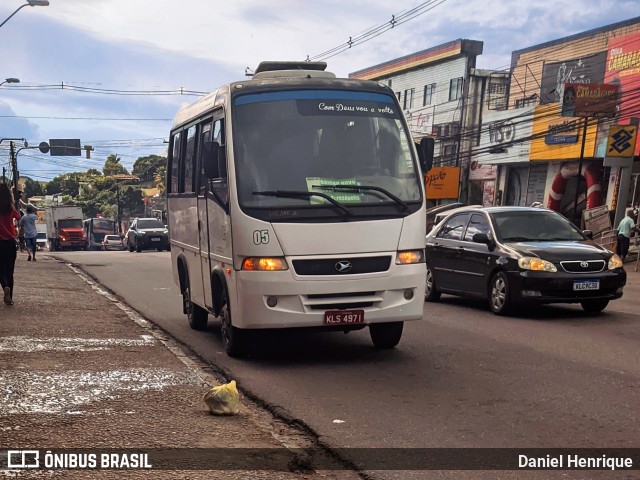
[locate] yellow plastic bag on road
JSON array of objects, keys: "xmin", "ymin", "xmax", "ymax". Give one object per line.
[{"xmin": 203, "ymin": 380, "xmax": 241, "ymax": 415}]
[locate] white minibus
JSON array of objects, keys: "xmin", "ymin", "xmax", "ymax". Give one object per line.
[{"xmin": 167, "ymin": 61, "xmax": 430, "ymax": 356}]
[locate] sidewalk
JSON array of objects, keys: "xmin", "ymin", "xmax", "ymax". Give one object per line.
[{"xmin": 0, "ymin": 255, "xmax": 359, "ymax": 479}]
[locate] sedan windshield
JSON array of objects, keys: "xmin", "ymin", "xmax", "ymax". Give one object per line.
[
  {"xmin": 138, "ymin": 220, "xmax": 164, "ymax": 229},
  {"xmin": 493, "ymin": 211, "xmax": 585, "ymax": 242},
  {"xmin": 233, "ymin": 89, "xmax": 421, "ymax": 216}
]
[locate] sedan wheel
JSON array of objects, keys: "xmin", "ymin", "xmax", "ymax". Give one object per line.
[
  {"xmin": 425, "ymin": 263, "xmax": 441, "ymax": 302},
  {"xmin": 489, "ymin": 271, "xmax": 512, "ymax": 315},
  {"xmin": 580, "ymin": 299, "xmax": 609, "ymax": 313}
]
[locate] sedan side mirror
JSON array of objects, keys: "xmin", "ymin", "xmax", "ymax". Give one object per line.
[
  {"xmin": 582, "ymin": 230, "xmax": 593, "ymax": 239},
  {"xmin": 473, "ymin": 232, "xmax": 495, "ymax": 250}
]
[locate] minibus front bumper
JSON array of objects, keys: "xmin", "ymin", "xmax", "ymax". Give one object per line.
[{"xmin": 233, "ymin": 263, "xmax": 426, "ymax": 329}]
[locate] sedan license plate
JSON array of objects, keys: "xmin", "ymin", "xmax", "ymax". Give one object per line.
[
  {"xmin": 324, "ymin": 309, "xmax": 364, "ymax": 325},
  {"xmin": 573, "ymin": 279, "xmax": 600, "ymax": 291},
  {"xmin": 150, "ymin": 238, "xmax": 161, "ymax": 242}
]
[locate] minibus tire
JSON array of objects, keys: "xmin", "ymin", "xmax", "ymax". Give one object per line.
[
  {"xmin": 183, "ymin": 277, "xmax": 208, "ymax": 330},
  {"xmin": 369, "ymin": 321, "xmax": 403, "ymax": 349},
  {"xmin": 220, "ymin": 294, "xmax": 248, "ymax": 358}
]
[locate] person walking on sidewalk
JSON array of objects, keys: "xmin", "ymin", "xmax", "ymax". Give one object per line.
[
  {"xmin": 0, "ymin": 184, "xmax": 20, "ymax": 305},
  {"xmin": 19, "ymin": 205, "xmax": 38, "ymax": 262},
  {"xmin": 616, "ymin": 208, "xmax": 640, "ymax": 262}
]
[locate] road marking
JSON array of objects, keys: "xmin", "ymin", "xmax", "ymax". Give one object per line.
[
  {"xmin": 0, "ymin": 336, "xmax": 156, "ymax": 352},
  {"xmin": 0, "ymin": 368, "xmax": 201, "ymax": 415}
]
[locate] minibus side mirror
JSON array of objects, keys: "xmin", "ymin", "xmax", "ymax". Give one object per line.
[
  {"xmin": 203, "ymin": 141, "xmax": 228, "ymax": 180},
  {"xmin": 416, "ymin": 137, "xmax": 434, "ymax": 173},
  {"xmin": 202, "ymin": 141, "xmax": 220, "ymax": 179}
]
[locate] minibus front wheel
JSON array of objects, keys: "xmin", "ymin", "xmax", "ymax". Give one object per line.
[
  {"xmin": 220, "ymin": 290, "xmax": 249, "ymax": 358},
  {"xmin": 182, "ymin": 271, "xmax": 208, "ymax": 331},
  {"xmin": 369, "ymin": 321, "xmax": 404, "ymax": 349}
]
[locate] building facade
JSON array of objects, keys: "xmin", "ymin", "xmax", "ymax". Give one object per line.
[{"xmin": 349, "ymin": 39, "xmax": 485, "ymax": 207}]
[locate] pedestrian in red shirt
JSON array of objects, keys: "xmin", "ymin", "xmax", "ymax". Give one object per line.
[{"xmin": 0, "ymin": 183, "xmax": 20, "ymax": 305}]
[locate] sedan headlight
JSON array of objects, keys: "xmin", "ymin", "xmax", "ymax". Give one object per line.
[
  {"xmin": 518, "ymin": 257, "xmax": 557, "ymax": 272},
  {"xmin": 608, "ymin": 254, "xmax": 623, "ymax": 270}
]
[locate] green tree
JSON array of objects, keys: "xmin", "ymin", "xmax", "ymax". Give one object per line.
[
  {"xmin": 103, "ymin": 154, "xmax": 129, "ymax": 176},
  {"xmin": 46, "ymin": 173, "xmax": 83, "ymax": 197},
  {"xmin": 154, "ymin": 165, "xmax": 166, "ymax": 194},
  {"xmin": 23, "ymin": 177, "xmax": 45, "ymax": 198},
  {"xmin": 132, "ymin": 155, "xmax": 167, "ymax": 183},
  {"xmin": 120, "ymin": 185, "xmax": 144, "ymax": 217}
]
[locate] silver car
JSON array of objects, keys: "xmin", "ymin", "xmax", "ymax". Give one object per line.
[{"xmin": 101, "ymin": 234, "xmax": 124, "ymax": 251}]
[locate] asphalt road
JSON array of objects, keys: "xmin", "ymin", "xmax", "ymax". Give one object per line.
[{"xmin": 49, "ymin": 250, "xmax": 640, "ymax": 479}]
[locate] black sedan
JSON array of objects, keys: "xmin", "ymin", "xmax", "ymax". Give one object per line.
[{"xmin": 425, "ymin": 206, "xmax": 626, "ymax": 314}]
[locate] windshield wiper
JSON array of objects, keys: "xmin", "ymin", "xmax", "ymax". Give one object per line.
[
  {"xmin": 501, "ymin": 236, "xmax": 538, "ymax": 242},
  {"xmin": 312, "ymin": 184, "xmax": 408, "ymax": 211},
  {"xmin": 252, "ymin": 190, "xmax": 352, "ymax": 220}
]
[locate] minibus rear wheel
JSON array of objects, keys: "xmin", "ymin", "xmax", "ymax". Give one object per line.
[{"xmin": 369, "ymin": 321, "xmax": 403, "ymax": 349}]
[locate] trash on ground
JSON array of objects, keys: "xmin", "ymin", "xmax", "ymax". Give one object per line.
[{"xmin": 203, "ymin": 380, "xmax": 241, "ymax": 415}]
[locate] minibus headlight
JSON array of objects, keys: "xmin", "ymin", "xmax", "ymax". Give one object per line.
[
  {"xmin": 396, "ymin": 250, "xmax": 425, "ymax": 265},
  {"xmin": 608, "ymin": 254, "xmax": 623, "ymax": 270},
  {"xmin": 518, "ymin": 257, "xmax": 557, "ymax": 272},
  {"xmin": 242, "ymin": 257, "xmax": 288, "ymax": 271}
]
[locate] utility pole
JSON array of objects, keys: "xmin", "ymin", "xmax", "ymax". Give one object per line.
[
  {"xmin": 116, "ymin": 183, "xmax": 121, "ymax": 235},
  {"xmin": 9, "ymin": 141, "xmax": 20, "ymax": 207}
]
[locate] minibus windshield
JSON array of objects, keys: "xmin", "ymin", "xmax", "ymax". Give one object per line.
[{"xmin": 233, "ymin": 90, "xmax": 421, "ymax": 218}]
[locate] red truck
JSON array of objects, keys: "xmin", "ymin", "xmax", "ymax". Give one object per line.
[{"xmin": 44, "ymin": 205, "xmax": 87, "ymax": 251}]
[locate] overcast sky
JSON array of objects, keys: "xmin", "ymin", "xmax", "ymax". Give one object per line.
[{"xmin": 0, "ymin": 0, "xmax": 638, "ymax": 181}]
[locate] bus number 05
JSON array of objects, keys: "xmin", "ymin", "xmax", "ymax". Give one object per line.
[{"xmin": 253, "ymin": 230, "xmax": 269, "ymax": 245}]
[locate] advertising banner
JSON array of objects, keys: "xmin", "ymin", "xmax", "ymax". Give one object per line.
[
  {"xmin": 540, "ymin": 52, "xmax": 607, "ymax": 105},
  {"xmin": 561, "ymin": 83, "xmax": 618, "ymax": 118},
  {"xmin": 604, "ymin": 32, "xmax": 640, "ymax": 155}
]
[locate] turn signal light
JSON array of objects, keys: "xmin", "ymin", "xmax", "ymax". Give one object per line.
[
  {"xmin": 396, "ymin": 250, "xmax": 425, "ymax": 265},
  {"xmin": 242, "ymin": 257, "xmax": 288, "ymax": 271}
]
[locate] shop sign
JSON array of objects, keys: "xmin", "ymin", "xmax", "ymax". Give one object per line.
[
  {"xmin": 469, "ymin": 161, "xmax": 497, "ymax": 181},
  {"xmin": 425, "ymin": 167, "xmax": 460, "ymax": 200},
  {"xmin": 606, "ymin": 125, "xmax": 638, "ymax": 158},
  {"xmin": 545, "ymin": 119, "xmax": 579, "ymax": 144}
]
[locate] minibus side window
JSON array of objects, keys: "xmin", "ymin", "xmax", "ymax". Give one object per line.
[
  {"xmin": 210, "ymin": 119, "xmax": 228, "ymax": 205},
  {"xmin": 168, "ymin": 131, "xmax": 181, "ymax": 194},
  {"xmin": 182, "ymin": 125, "xmax": 197, "ymax": 194},
  {"xmin": 198, "ymin": 119, "xmax": 213, "ymax": 196}
]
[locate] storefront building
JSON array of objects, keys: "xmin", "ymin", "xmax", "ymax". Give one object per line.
[{"xmin": 507, "ymin": 16, "xmax": 640, "ymax": 225}]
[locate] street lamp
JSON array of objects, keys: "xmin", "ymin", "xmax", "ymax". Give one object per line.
[
  {"xmin": 0, "ymin": 1, "xmax": 49, "ymax": 30},
  {"xmin": 0, "ymin": 78, "xmax": 20, "ymax": 87}
]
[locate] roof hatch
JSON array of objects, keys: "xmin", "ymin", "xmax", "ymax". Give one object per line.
[{"xmin": 252, "ymin": 61, "xmax": 336, "ymax": 79}]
